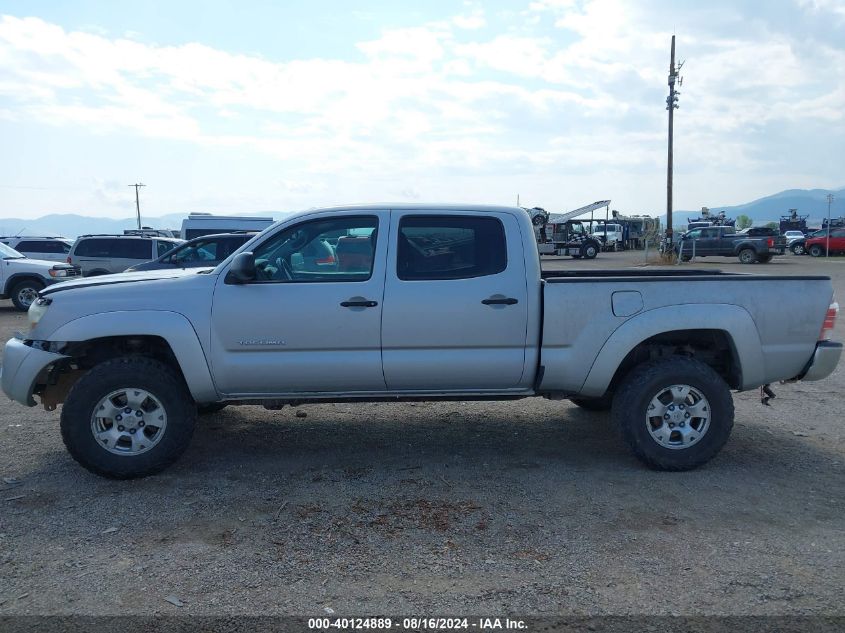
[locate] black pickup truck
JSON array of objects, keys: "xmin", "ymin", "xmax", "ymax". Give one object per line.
[{"xmin": 677, "ymin": 226, "xmax": 786, "ymax": 264}]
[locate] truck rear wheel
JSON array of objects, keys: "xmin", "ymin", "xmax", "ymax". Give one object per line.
[
  {"xmin": 612, "ymin": 357, "xmax": 734, "ymax": 471},
  {"xmin": 738, "ymin": 248, "xmax": 757, "ymax": 264},
  {"xmin": 60, "ymin": 357, "xmax": 196, "ymax": 479}
]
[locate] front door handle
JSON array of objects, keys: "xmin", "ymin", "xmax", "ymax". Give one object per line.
[
  {"xmin": 482, "ymin": 297, "xmax": 519, "ymax": 305},
  {"xmin": 341, "ymin": 299, "xmax": 378, "ymax": 308}
]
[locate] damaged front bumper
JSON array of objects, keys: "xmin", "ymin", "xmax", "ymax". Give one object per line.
[{"xmin": 1, "ymin": 337, "xmax": 69, "ymax": 406}]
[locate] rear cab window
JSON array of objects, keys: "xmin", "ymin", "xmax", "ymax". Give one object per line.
[{"xmin": 396, "ymin": 215, "xmax": 507, "ymax": 280}]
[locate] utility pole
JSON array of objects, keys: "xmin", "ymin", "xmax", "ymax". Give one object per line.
[
  {"xmin": 827, "ymin": 193, "xmax": 834, "ymax": 257},
  {"xmin": 665, "ymin": 35, "xmax": 683, "ymax": 259},
  {"xmin": 129, "ymin": 183, "xmax": 146, "ymax": 229}
]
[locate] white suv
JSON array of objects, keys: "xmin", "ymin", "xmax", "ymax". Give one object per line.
[
  {"xmin": 68, "ymin": 235, "xmax": 183, "ymax": 276},
  {"xmin": 0, "ymin": 242, "xmax": 81, "ymax": 310},
  {"xmin": 0, "ymin": 236, "xmax": 73, "ymax": 263}
]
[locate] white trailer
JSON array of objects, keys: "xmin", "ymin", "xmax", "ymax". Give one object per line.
[{"xmin": 180, "ymin": 213, "xmax": 274, "ymax": 239}]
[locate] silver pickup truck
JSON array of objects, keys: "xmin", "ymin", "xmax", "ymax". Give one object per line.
[{"xmin": 2, "ymin": 204, "xmax": 841, "ymax": 479}]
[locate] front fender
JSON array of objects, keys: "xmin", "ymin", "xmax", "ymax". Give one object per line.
[
  {"xmin": 48, "ymin": 311, "xmax": 218, "ymax": 403},
  {"xmin": 579, "ymin": 303, "xmax": 764, "ymax": 397}
]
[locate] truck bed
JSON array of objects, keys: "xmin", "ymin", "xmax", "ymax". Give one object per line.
[{"xmin": 538, "ymin": 269, "xmax": 833, "ymax": 396}]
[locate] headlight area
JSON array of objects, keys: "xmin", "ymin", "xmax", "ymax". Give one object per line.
[
  {"xmin": 25, "ymin": 339, "xmax": 67, "ymax": 354},
  {"xmin": 27, "ymin": 296, "xmax": 52, "ymax": 330}
]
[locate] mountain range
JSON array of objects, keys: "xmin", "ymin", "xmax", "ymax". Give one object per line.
[
  {"xmin": 1, "ymin": 187, "xmax": 843, "ymax": 238},
  {"xmin": 671, "ymin": 187, "xmax": 845, "ymax": 228}
]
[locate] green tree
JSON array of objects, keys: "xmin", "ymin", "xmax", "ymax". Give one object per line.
[
  {"xmin": 765, "ymin": 222, "xmax": 778, "ymax": 230},
  {"xmin": 736, "ymin": 214, "xmax": 753, "ymax": 230}
]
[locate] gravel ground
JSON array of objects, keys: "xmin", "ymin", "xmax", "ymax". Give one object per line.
[{"xmin": 0, "ymin": 251, "xmax": 843, "ymax": 616}]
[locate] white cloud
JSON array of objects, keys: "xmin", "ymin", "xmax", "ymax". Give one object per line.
[{"xmin": 0, "ymin": 3, "xmax": 842, "ymax": 218}]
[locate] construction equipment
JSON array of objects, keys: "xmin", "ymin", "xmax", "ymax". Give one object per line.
[
  {"xmin": 687, "ymin": 207, "xmax": 735, "ymax": 231},
  {"xmin": 530, "ymin": 201, "xmax": 610, "ymax": 259},
  {"xmin": 780, "ymin": 209, "xmax": 808, "ymax": 234}
]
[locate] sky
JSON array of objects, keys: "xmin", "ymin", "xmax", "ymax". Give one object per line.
[{"xmin": 0, "ymin": 0, "xmax": 843, "ymax": 220}]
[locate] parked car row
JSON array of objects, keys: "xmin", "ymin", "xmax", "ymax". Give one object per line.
[
  {"xmin": 789, "ymin": 228, "xmax": 845, "ymax": 256},
  {"xmin": 0, "ymin": 232, "xmax": 271, "ymax": 311}
]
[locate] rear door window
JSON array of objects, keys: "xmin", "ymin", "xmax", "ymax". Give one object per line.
[{"xmin": 397, "ymin": 215, "xmax": 507, "ymax": 281}]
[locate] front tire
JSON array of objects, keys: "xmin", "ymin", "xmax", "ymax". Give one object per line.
[
  {"xmin": 11, "ymin": 279, "xmax": 44, "ymax": 311},
  {"xmin": 612, "ymin": 357, "xmax": 734, "ymax": 471},
  {"xmin": 581, "ymin": 242, "xmax": 599, "ymax": 259},
  {"xmin": 60, "ymin": 357, "xmax": 196, "ymax": 479},
  {"xmin": 738, "ymin": 248, "xmax": 757, "ymax": 264},
  {"xmin": 791, "ymin": 243, "xmax": 805, "ymax": 255},
  {"xmin": 809, "ymin": 244, "xmax": 824, "ymax": 257}
]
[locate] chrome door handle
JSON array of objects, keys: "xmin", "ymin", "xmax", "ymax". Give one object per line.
[{"xmin": 482, "ymin": 297, "xmax": 518, "ymax": 305}]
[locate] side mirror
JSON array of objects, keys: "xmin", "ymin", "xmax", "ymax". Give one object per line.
[{"xmin": 225, "ymin": 252, "xmax": 256, "ymax": 284}]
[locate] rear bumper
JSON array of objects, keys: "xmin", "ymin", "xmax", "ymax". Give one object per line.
[
  {"xmin": 1, "ymin": 337, "xmax": 68, "ymax": 406},
  {"xmin": 797, "ymin": 341, "xmax": 842, "ymax": 382}
]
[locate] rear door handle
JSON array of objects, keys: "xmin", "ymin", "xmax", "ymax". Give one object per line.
[
  {"xmin": 341, "ymin": 300, "xmax": 378, "ymax": 308},
  {"xmin": 482, "ymin": 297, "xmax": 519, "ymax": 305}
]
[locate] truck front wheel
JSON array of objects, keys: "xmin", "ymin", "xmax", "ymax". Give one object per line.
[
  {"xmin": 60, "ymin": 357, "xmax": 196, "ymax": 479},
  {"xmin": 581, "ymin": 242, "xmax": 598, "ymax": 259},
  {"xmin": 612, "ymin": 357, "xmax": 734, "ymax": 471}
]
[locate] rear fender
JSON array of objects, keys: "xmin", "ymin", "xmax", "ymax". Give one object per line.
[{"xmin": 579, "ymin": 304, "xmax": 764, "ymax": 397}]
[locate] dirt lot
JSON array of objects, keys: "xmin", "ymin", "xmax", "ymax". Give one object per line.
[{"xmin": 1, "ymin": 251, "xmax": 843, "ymax": 616}]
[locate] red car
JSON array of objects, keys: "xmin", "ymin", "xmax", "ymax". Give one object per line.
[{"xmin": 806, "ymin": 228, "xmax": 845, "ymax": 257}]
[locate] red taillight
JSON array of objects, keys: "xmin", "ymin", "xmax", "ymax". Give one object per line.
[
  {"xmin": 315, "ymin": 256, "xmax": 336, "ymax": 266},
  {"xmin": 767, "ymin": 238, "xmax": 774, "ymax": 247},
  {"xmin": 820, "ymin": 302, "xmax": 839, "ymax": 341}
]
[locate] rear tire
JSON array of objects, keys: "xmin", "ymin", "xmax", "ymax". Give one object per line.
[
  {"xmin": 60, "ymin": 357, "xmax": 196, "ymax": 479},
  {"xmin": 570, "ymin": 395, "xmax": 613, "ymax": 412},
  {"xmin": 612, "ymin": 357, "xmax": 734, "ymax": 471},
  {"xmin": 809, "ymin": 244, "xmax": 824, "ymax": 257},
  {"xmin": 10, "ymin": 279, "xmax": 44, "ymax": 311},
  {"xmin": 738, "ymin": 248, "xmax": 757, "ymax": 264}
]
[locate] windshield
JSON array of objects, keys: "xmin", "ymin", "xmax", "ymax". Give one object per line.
[
  {"xmin": 592, "ymin": 225, "xmax": 620, "ymax": 233},
  {"xmin": 0, "ymin": 243, "xmax": 25, "ymax": 258}
]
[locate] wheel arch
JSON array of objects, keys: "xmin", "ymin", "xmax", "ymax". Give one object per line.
[
  {"xmin": 45, "ymin": 311, "xmax": 217, "ymax": 404},
  {"xmin": 3, "ymin": 273, "xmax": 48, "ymax": 296},
  {"xmin": 579, "ymin": 304, "xmax": 764, "ymax": 397}
]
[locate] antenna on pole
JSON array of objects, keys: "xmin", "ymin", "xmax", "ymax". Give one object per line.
[{"xmin": 129, "ymin": 183, "xmax": 146, "ymax": 229}]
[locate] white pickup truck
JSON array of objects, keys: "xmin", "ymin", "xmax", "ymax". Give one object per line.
[{"xmin": 2, "ymin": 204, "xmax": 841, "ymax": 478}]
